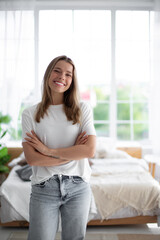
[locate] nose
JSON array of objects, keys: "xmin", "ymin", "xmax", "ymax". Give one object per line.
[{"xmin": 59, "ymin": 72, "xmax": 65, "ymax": 80}]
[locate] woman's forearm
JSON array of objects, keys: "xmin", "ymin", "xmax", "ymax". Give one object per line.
[
  {"xmin": 23, "ymin": 142, "xmax": 70, "ymax": 167},
  {"xmin": 48, "ymin": 136, "xmax": 96, "ymax": 160}
]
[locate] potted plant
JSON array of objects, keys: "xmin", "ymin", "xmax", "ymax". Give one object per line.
[{"xmin": 0, "ymin": 112, "xmax": 11, "ymax": 183}]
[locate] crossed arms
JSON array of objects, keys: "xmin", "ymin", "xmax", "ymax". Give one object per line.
[{"xmin": 22, "ymin": 131, "xmax": 96, "ymax": 167}]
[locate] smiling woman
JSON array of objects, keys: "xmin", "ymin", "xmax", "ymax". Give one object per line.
[
  {"xmin": 21, "ymin": 55, "xmax": 96, "ymax": 240},
  {"xmin": 35, "ymin": 56, "xmax": 81, "ymax": 124},
  {"xmin": 48, "ymin": 60, "xmax": 73, "ymax": 98}
]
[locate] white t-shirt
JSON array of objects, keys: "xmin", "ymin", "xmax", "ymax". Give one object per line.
[{"xmin": 22, "ymin": 101, "xmax": 96, "ymax": 184}]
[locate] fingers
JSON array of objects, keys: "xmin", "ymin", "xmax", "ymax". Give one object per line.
[
  {"xmin": 26, "ymin": 132, "xmax": 35, "ymax": 139},
  {"xmin": 26, "ymin": 131, "xmax": 38, "ymax": 140},
  {"xmin": 77, "ymin": 131, "xmax": 87, "ymax": 141},
  {"xmin": 79, "ymin": 137, "xmax": 88, "ymax": 144},
  {"xmin": 75, "ymin": 131, "xmax": 88, "ymax": 145},
  {"xmin": 79, "ymin": 134, "xmax": 88, "ymax": 143},
  {"xmin": 31, "ymin": 130, "xmax": 38, "ymax": 137},
  {"xmin": 25, "ymin": 131, "xmax": 39, "ymax": 144},
  {"xmin": 79, "ymin": 131, "xmax": 87, "ymax": 138},
  {"xmin": 24, "ymin": 137, "xmax": 37, "ymax": 144}
]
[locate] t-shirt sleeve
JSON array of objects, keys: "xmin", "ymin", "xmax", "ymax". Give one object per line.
[
  {"xmin": 22, "ymin": 109, "xmax": 34, "ymax": 143},
  {"xmin": 80, "ymin": 102, "xmax": 96, "ymax": 136}
]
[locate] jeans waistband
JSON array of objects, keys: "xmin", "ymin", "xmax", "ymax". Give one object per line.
[{"xmin": 53, "ymin": 174, "xmax": 72, "ymax": 181}]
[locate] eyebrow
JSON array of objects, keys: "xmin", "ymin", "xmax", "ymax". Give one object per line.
[{"xmin": 54, "ymin": 67, "xmax": 72, "ymax": 74}]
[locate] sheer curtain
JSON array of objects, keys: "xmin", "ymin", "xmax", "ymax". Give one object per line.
[
  {"xmin": 150, "ymin": 0, "xmax": 160, "ymax": 180},
  {"xmin": 150, "ymin": 0, "xmax": 160, "ymax": 155},
  {"xmin": 0, "ymin": 4, "xmax": 35, "ymax": 140}
]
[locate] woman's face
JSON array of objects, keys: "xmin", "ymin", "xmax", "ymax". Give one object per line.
[{"xmin": 48, "ymin": 60, "xmax": 73, "ymax": 95}]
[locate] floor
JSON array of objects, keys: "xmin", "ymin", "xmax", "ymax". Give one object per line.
[{"xmin": 0, "ymin": 224, "xmax": 160, "ymax": 240}]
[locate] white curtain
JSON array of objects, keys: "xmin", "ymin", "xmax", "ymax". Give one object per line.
[
  {"xmin": 150, "ymin": 0, "xmax": 160, "ymax": 155},
  {"xmin": 0, "ymin": 3, "xmax": 35, "ymax": 140},
  {"xmin": 150, "ymin": 0, "xmax": 160, "ymax": 180},
  {"xmin": 0, "ymin": 11, "xmax": 22, "ymax": 138}
]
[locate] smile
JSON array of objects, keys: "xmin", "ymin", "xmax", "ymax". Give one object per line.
[{"xmin": 53, "ymin": 81, "xmax": 66, "ymax": 87}]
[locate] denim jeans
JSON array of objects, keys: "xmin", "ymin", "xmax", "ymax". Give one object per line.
[{"xmin": 27, "ymin": 175, "xmax": 91, "ymax": 240}]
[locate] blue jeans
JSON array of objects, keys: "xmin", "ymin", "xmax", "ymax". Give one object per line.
[{"xmin": 27, "ymin": 175, "xmax": 91, "ymax": 240}]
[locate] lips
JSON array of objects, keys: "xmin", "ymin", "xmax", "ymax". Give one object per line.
[{"xmin": 53, "ymin": 81, "xmax": 66, "ymax": 87}]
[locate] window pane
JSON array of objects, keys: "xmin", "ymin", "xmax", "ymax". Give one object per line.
[
  {"xmin": 116, "ymin": 11, "xmax": 149, "ymax": 41},
  {"xmin": 134, "ymin": 124, "xmax": 148, "ymax": 140},
  {"xmin": 116, "ymin": 11, "xmax": 150, "ymax": 83},
  {"xmin": 117, "ymin": 124, "xmax": 130, "ymax": 140},
  {"xmin": 94, "ymin": 124, "xmax": 109, "ymax": 137},
  {"xmin": 117, "ymin": 103, "xmax": 130, "ymax": 120},
  {"xmin": 116, "ymin": 42, "xmax": 150, "ymax": 83},
  {"xmin": 94, "ymin": 85, "xmax": 110, "ymax": 101},
  {"xmin": 94, "ymin": 103, "xmax": 109, "ymax": 121},
  {"xmin": 133, "ymin": 103, "xmax": 148, "ymax": 121},
  {"xmin": 73, "ymin": 10, "xmax": 111, "ymax": 91},
  {"xmin": 117, "ymin": 84, "xmax": 130, "ymax": 100},
  {"xmin": 132, "ymin": 84, "xmax": 149, "ymax": 101}
]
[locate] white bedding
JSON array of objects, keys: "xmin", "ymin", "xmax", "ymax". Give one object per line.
[
  {"xmin": 1, "ymin": 157, "xmax": 160, "ymax": 224},
  {"xmin": 90, "ymin": 157, "xmax": 160, "ymax": 220},
  {"xmin": 0, "ymin": 165, "xmax": 31, "ymax": 222}
]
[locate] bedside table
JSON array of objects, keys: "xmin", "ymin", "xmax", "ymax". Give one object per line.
[{"xmin": 144, "ymin": 154, "xmax": 160, "ymax": 178}]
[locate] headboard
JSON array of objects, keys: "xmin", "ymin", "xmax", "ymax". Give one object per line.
[
  {"xmin": 8, "ymin": 147, "xmax": 23, "ymax": 161},
  {"xmin": 117, "ymin": 147, "xmax": 142, "ymax": 159}
]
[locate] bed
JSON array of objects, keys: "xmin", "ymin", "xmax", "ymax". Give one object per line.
[{"xmin": 0, "ymin": 138, "xmax": 160, "ymax": 227}]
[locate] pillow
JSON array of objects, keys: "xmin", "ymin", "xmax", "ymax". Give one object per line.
[
  {"xmin": 8, "ymin": 152, "xmax": 27, "ymax": 167},
  {"xmin": 18, "ymin": 158, "xmax": 27, "ymax": 166},
  {"xmin": 93, "ymin": 137, "xmax": 131, "ymax": 159},
  {"xmin": 16, "ymin": 164, "xmax": 32, "ymax": 181},
  {"xmin": 105, "ymin": 149, "xmax": 131, "ymax": 159},
  {"xmin": 94, "ymin": 137, "xmax": 116, "ymax": 158}
]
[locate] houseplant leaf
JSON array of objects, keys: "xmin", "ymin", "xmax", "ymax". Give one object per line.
[
  {"xmin": 0, "ymin": 114, "xmax": 11, "ymax": 124},
  {"xmin": 0, "ymin": 154, "xmax": 11, "ymax": 165},
  {"xmin": 0, "ymin": 146, "xmax": 8, "ymax": 158},
  {"xmin": 0, "ymin": 165, "xmax": 9, "ymax": 173},
  {"xmin": 0, "ymin": 130, "xmax": 7, "ymax": 140},
  {"xmin": 0, "ymin": 112, "xmax": 12, "ymax": 173}
]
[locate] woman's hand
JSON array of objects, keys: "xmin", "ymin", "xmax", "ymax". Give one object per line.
[
  {"xmin": 25, "ymin": 130, "xmax": 49, "ymax": 156},
  {"xmin": 75, "ymin": 131, "xmax": 88, "ymax": 145}
]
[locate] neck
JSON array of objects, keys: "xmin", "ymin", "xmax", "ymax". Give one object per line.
[{"xmin": 51, "ymin": 93, "xmax": 64, "ymax": 105}]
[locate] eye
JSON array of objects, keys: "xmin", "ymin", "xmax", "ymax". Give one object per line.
[
  {"xmin": 66, "ymin": 73, "xmax": 72, "ymax": 78},
  {"xmin": 53, "ymin": 69, "xmax": 60, "ymax": 73}
]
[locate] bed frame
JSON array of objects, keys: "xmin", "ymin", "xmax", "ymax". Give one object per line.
[{"xmin": 0, "ymin": 147, "xmax": 158, "ymax": 227}]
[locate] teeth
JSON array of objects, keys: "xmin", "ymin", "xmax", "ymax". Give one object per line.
[{"xmin": 55, "ymin": 81, "xmax": 64, "ymax": 86}]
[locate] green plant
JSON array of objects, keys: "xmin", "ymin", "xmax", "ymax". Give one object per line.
[{"xmin": 0, "ymin": 112, "xmax": 11, "ymax": 173}]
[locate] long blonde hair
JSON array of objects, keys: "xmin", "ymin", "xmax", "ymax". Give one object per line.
[{"xmin": 35, "ymin": 55, "xmax": 81, "ymax": 124}]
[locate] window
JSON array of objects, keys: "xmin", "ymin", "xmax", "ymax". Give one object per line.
[
  {"xmin": 116, "ymin": 11, "xmax": 150, "ymax": 141},
  {"xmin": 0, "ymin": 7, "xmax": 152, "ymax": 143}
]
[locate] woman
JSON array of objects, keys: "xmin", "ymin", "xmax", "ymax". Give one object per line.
[{"xmin": 22, "ymin": 55, "xmax": 96, "ymax": 240}]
